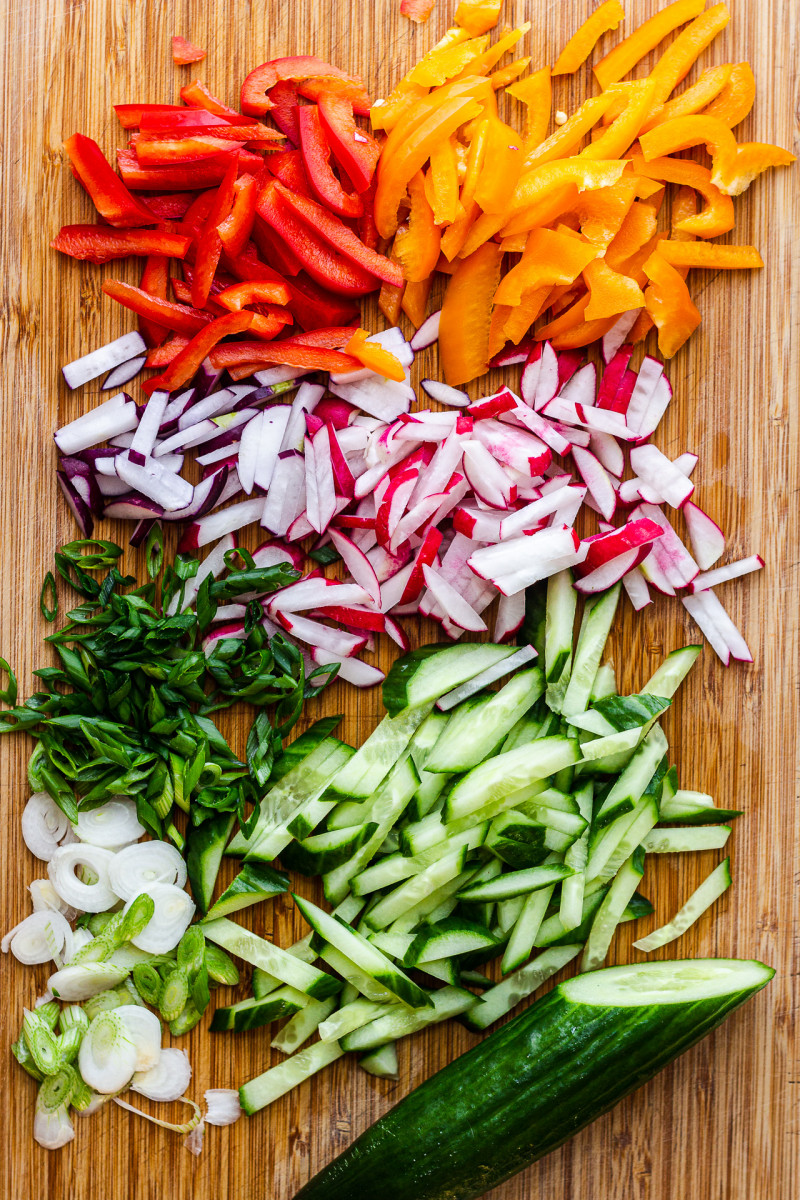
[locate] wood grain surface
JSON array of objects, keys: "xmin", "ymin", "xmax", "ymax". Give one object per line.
[{"xmin": 1, "ymin": 2, "xmax": 798, "ymax": 1197}]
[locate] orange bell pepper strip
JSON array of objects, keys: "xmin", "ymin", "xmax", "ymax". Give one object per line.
[
  {"xmin": 494, "ymin": 227, "xmax": 598, "ymax": 306},
  {"xmin": 645, "ymin": 5, "xmax": 732, "ymax": 112},
  {"xmin": 439, "ymin": 242, "xmax": 503, "ymax": 384},
  {"xmin": 408, "ymin": 36, "xmax": 491, "ymax": 86},
  {"xmin": 627, "ymin": 152, "xmax": 734, "ymax": 239},
  {"xmin": 490, "ymin": 57, "xmax": 532, "ymax": 90},
  {"xmin": 552, "ymin": 314, "xmax": 618, "ymax": 350},
  {"xmin": 583, "ymin": 257, "xmax": 645, "ymax": 321},
  {"xmin": 713, "ymin": 141, "xmax": 797, "ymax": 197},
  {"xmin": 581, "ymin": 80, "xmax": 655, "ymax": 160},
  {"xmin": 571, "ymin": 174, "xmax": 638, "ymax": 250},
  {"xmin": 642, "ymin": 251, "xmax": 701, "ymax": 357},
  {"xmin": 345, "ymin": 329, "xmax": 407, "ymax": 381},
  {"xmin": 502, "ymin": 285, "xmax": 551, "ymax": 344},
  {"xmin": 657, "ymin": 241, "xmax": 764, "ymax": 270},
  {"xmin": 144, "ymin": 310, "xmax": 255, "ymax": 394},
  {"xmin": 474, "ymin": 117, "xmax": 525, "ymax": 213},
  {"xmin": 640, "ymin": 64, "xmax": 733, "ymax": 132},
  {"xmin": 380, "ymin": 77, "xmax": 488, "ymax": 164},
  {"xmin": 536, "ymin": 292, "xmax": 590, "ymax": 340},
  {"xmin": 525, "ymin": 94, "xmax": 618, "ymax": 167},
  {"xmin": 553, "ymin": 0, "xmax": 625, "ymax": 76},
  {"xmin": 593, "ymin": 0, "xmax": 705, "ymax": 90},
  {"xmin": 371, "ymin": 82, "xmax": 429, "ymax": 134},
  {"xmin": 507, "ymin": 158, "xmax": 629, "ymax": 220},
  {"xmin": 703, "ymin": 62, "xmax": 756, "ymax": 128},
  {"xmin": 440, "ymin": 116, "xmax": 489, "ymax": 259},
  {"xmin": 427, "ymin": 138, "xmax": 461, "ymax": 224},
  {"xmin": 487, "ymin": 304, "xmax": 514, "ymax": 360},
  {"xmin": 455, "ymin": 0, "xmax": 503, "ymax": 37},
  {"xmin": 628, "ymin": 183, "xmax": 696, "ymax": 350},
  {"xmin": 499, "ymin": 232, "xmax": 527, "ymax": 253},
  {"xmin": 400, "ymin": 0, "xmax": 436, "ymax": 23},
  {"xmin": 402, "ymin": 276, "xmax": 433, "ymax": 327},
  {"xmin": 395, "ymin": 172, "xmax": 442, "ymax": 282},
  {"xmin": 215, "ymin": 279, "xmax": 291, "ymax": 310},
  {"xmin": 507, "ymin": 67, "xmax": 551, "ymax": 150},
  {"xmin": 639, "ymin": 115, "xmax": 796, "ymax": 197},
  {"xmin": 472, "ymin": 22, "xmax": 531, "ymax": 73},
  {"xmin": 501, "ymin": 183, "xmax": 578, "ymax": 237}
]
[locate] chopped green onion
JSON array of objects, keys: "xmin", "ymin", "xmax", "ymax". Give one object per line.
[
  {"xmin": 132, "ymin": 964, "xmax": 162, "ymax": 1006},
  {"xmin": 40, "ymin": 572, "xmax": 58, "ymax": 622},
  {"xmin": 117, "ymin": 893, "xmax": 155, "ymax": 943},
  {"xmin": 145, "ymin": 522, "xmax": 164, "ymax": 580},
  {"xmin": 22, "ymin": 1008, "xmax": 61, "ymax": 1076},
  {"xmin": 113, "ymin": 1094, "xmax": 202, "ymax": 1134},
  {"xmin": 36, "ymin": 1000, "xmax": 61, "ymax": 1029},
  {"xmin": 12, "ymin": 1035, "xmax": 43, "ymax": 1081},
  {"xmin": 0, "ymin": 656, "xmax": 17, "ymax": 705},
  {"xmin": 34, "ymin": 1069, "xmax": 78, "ymax": 1148},
  {"xmin": 204, "ymin": 943, "xmax": 240, "ymax": 986},
  {"xmin": 177, "ymin": 927, "xmax": 205, "ymax": 976},
  {"xmin": 60, "ymin": 539, "xmax": 123, "ymax": 570},
  {"xmin": 169, "ymin": 1000, "xmax": 202, "ymax": 1037},
  {"xmin": 159, "ymin": 969, "xmax": 190, "ymax": 1023}
]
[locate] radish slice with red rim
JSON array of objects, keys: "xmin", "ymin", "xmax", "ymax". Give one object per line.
[{"xmin": 409, "ymin": 311, "xmax": 441, "ymax": 351}]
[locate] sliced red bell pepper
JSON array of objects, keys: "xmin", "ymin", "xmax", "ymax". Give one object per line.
[
  {"xmin": 179, "ymin": 189, "xmax": 217, "ymax": 242},
  {"xmin": 241, "ymin": 56, "xmax": 354, "ymax": 116},
  {"xmin": 297, "ymin": 76, "xmax": 372, "ymax": 118},
  {"xmin": 269, "ymin": 181, "xmax": 402, "ymax": 286},
  {"xmin": 144, "ymin": 310, "xmax": 255, "ymax": 394},
  {"xmin": 179, "ymin": 80, "xmax": 243, "ymax": 119},
  {"xmin": 140, "ymin": 193, "xmax": 195, "ymax": 220},
  {"xmin": 145, "ymin": 335, "xmax": 190, "ymax": 368},
  {"xmin": 317, "ymin": 92, "xmax": 381, "ymax": 193},
  {"xmin": 282, "ymin": 326, "xmax": 361, "ymax": 348},
  {"xmin": 51, "ymin": 225, "xmax": 191, "ymax": 264},
  {"xmin": 256, "ymin": 182, "xmax": 381, "ymax": 295},
  {"xmin": 115, "ymin": 103, "xmax": 192, "ymax": 129},
  {"xmin": 131, "ymin": 126, "xmax": 281, "ymax": 165},
  {"xmin": 137, "ymin": 246, "xmax": 171, "ymax": 347},
  {"xmin": 64, "ymin": 133, "xmax": 156, "ymax": 228},
  {"xmin": 191, "ymin": 156, "xmax": 239, "ymax": 309},
  {"xmin": 297, "ymin": 105, "xmax": 363, "ymax": 218},
  {"xmin": 171, "ymin": 36, "xmax": 206, "ymax": 65},
  {"xmin": 170, "ymin": 277, "xmax": 226, "ymax": 310},
  {"xmin": 216, "ymin": 279, "xmax": 291, "ymax": 309},
  {"xmin": 102, "ymin": 279, "xmax": 214, "ymax": 335},
  {"xmin": 283, "ymin": 271, "xmax": 360, "ymax": 330},
  {"xmin": 252, "ymin": 217, "xmax": 304, "ymax": 276},
  {"xmin": 266, "ymin": 149, "xmax": 311, "ymax": 197},
  {"xmin": 207, "ymin": 339, "xmax": 362, "ymax": 372},
  {"xmin": 139, "ymin": 108, "xmax": 252, "ymax": 131},
  {"xmin": 117, "ymin": 147, "xmax": 261, "ymax": 189},
  {"xmin": 266, "ymin": 80, "xmax": 300, "ymax": 143},
  {"xmin": 217, "ymin": 173, "xmax": 258, "ymax": 256}
]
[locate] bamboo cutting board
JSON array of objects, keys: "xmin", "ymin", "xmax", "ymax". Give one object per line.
[{"xmin": 0, "ymin": 2, "xmax": 798, "ymax": 1197}]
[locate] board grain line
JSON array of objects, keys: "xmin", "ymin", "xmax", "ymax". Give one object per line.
[{"xmin": 0, "ymin": 2, "xmax": 797, "ymax": 1198}]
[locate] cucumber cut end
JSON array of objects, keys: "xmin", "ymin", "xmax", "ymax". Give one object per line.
[{"xmin": 562, "ymin": 958, "xmax": 774, "ymax": 1008}]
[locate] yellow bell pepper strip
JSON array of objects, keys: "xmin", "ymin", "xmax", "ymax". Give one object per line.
[
  {"xmin": 346, "ymin": 329, "xmax": 407, "ymax": 381},
  {"xmin": 426, "ymin": 138, "xmax": 461, "ymax": 224},
  {"xmin": 378, "ymin": 276, "xmax": 404, "ymax": 324},
  {"xmin": 473, "ymin": 22, "xmax": 531, "ymax": 73},
  {"xmin": 640, "ymin": 64, "xmax": 733, "ymax": 132},
  {"xmin": 703, "ymin": 62, "xmax": 756, "ymax": 128},
  {"xmin": 374, "ymin": 94, "xmax": 484, "ymax": 237},
  {"xmin": 627, "ymin": 152, "xmax": 734, "ymax": 239},
  {"xmin": 583, "ymin": 257, "xmax": 645, "ymax": 321},
  {"xmin": 581, "ymin": 80, "xmax": 655, "ymax": 160},
  {"xmin": 657, "ymin": 241, "xmax": 764, "ymax": 270},
  {"xmin": 401, "ymin": 276, "xmax": 433, "ymax": 327},
  {"xmin": 638, "ymin": 114, "xmax": 795, "ymax": 197},
  {"xmin": 494, "ymin": 227, "xmax": 598, "ymax": 306},
  {"xmin": 440, "ymin": 117, "xmax": 489, "ymax": 259},
  {"xmin": 507, "ymin": 158, "xmax": 630, "ymax": 220},
  {"xmin": 394, "ymin": 172, "xmax": 442, "ymax": 281},
  {"xmin": 501, "ymin": 285, "xmax": 551, "ymax": 344},
  {"xmin": 644, "ymin": 4, "xmax": 732, "ymax": 113},
  {"xmin": 525, "ymin": 94, "xmax": 618, "ymax": 167},
  {"xmin": 455, "ymin": 0, "xmax": 504, "ymax": 37},
  {"xmin": 629, "ymin": 184, "xmax": 695, "ymax": 346},
  {"xmin": 593, "ymin": 0, "xmax": 705, "ymax": 90},
  {"xmin": 489, "ymin": 57, "xmax": 531, "ymax": 90},
  {"xmin": 501, "ymin": 183, "xmax": 579, "ymax": 237},
  {"xmin": 507, "ymin": 67, "xmax": 552, "ymax": 150},
  {"xmin": 499, "ymin": 232, "xmax": 527, "ymax": 252},
  {"xmin": 381, "ymin": 76, "xmax": 490, "ymax": 165},
  {"xmin": 474, "ymin": 117, "xmax": 525, "ymax": 213},
  {"xmin": 713, "ymin": 141, "xmax": 797, "ymax": 197},
  {"xmin": 642, "ymin": 251, "xmax": 701, "ymax": 358},
  {"xmin": 439, "ymin": 242, "xmax": 503, "ymax": 384},
  {"xmin": 553, "ymin": 0, "xmax": 625, "ymax": 76},
  {"xmin": 571, "ymin": 174, "xmax": 638, "ymax": 251},
  {"xmin": 408, "ymin": 36, "xmax": 490, "ymax": 86},
  {"xmin": 371, "ymin": 83, "xmax": 428, "ymax": 134}
]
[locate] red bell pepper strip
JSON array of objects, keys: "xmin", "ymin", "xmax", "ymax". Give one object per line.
[
  {"xmin": 217, "ymin": 173, "xmax": 258, "ymax": 256},
  {"xmin": 140, "ymin": 193, "xmax": 195, "ymax": 219},
  {"xmin": 102, "ymin": 279, "xmax": 214, "ymax": 335},
  {"xmin": 179, "ymin": 189, "xmax": 217, "ymax": 244},
  {"xmin": 266, "ymin": 149, "xmax": 311, "ymax": 197},
  {"xmin": 283, "ymin": 271, "xmax": 360, "ymax": 330},
  {"xmin": 171, "ymin": 36, "xmax": 206, "ymax": 65},
  {"xmin": 317, "ymin": 92, "xmax": 381, "ymax": 193},
  {"xmin": 117, "ymin": 147, "xmax": 261, "ymax": 190},
  {"xmin": 51, "ymin": 225, "xmax": 191, "ymax": 264},
  {"xmin": 137, "ymin": 245, "xmax": 171, "ymax": 347},
  {"xmin": 280, "ymin": 326, "xmax": 358, "ymax": 348},
  {"xmin": 266, "ymin": 81, "xmax": 300, "ymax": 143},
  {"xmin": 115, "ymin": 103, "xmax": 192, "ymax": 129},
  {"xmin": 64, "ymin": 133, "xmax": 156, "ymax": 228},
  {"xmin": 357, "ymin": 177, "xmax": 379, "ymax": 250},
  {"xmin": 252, "ymin": 218, "xmax": 304, "ymax": 276},
  {"xmin": 145, "ymin": 335, "xmax": 190, "ymax": 368},
  {"xmin": 242, "ymin": 56, "xmax": 355, "ymax": 116},
  {"xmin": 191, "ymin": 156, "xmax": 239, "ymax": 309},
  {"xmin": 132, "ymin": 126, "xmax": 282, "ymax": 165},
  {"xmin": 139, "ymin": 108, "xmax": 252, "ymax": 131},
  {"xmin": 216, "ymin": 279, "xmax": 291, "ymax": 309},
  {"xmin": 297, "ymin": 105, "xmax": 364, "ymax": 218},
  {"xmin": 256, "ymin": 182, "xmax": 381, "ymax": 295},
  {"xmin": 179, "ymin": 80, "xmax": 243, "ymax": 119},
  {"xmin": 270, "ymin": 181, "xmax": 403, "ymax": 286},
  {"xmin": 170, "ymin": 277, "xmax": 226, "ymax": 311},
  {"xmin": 297, "ymin": 76, "xmax": 372, "ymax": 117},
  {"xmin": 207, "ymin": 340, "xmax": 362, "ymax": 372},
  {"xmin": 144, "ymin": 310, "xmax": 255, "ymax": 394}
]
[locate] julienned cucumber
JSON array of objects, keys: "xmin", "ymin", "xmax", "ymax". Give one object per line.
[{"xmin": 294, "ymin": 959, "xmax": 772, "ymax": 1200}]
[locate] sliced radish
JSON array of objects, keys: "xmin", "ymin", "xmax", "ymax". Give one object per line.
[
  {"xmin": 622, "ymin": 565, "xmax": 652, "ymax": 610},
  {"xmin": 422, "ymin": 565, "xmax": 487, "ymax": 633},
  {"xmin": 494, "ymin": 591, "xmax": 526, "ymax": 642},
  {"xmin": 601, "ymin": 312, "xmax": 639, "ymax": 364},
  {"xmin": 420, "ymin": 379, "xmax": 469, "ymax": 407},
  {"xmin": 274, "ymin": 611, "xmax": 368, "ymax": 657},
  {"xmin": 571, "ymin": 447, "xmax": 616, "ymax": 521},
  {"xmin": 327, "ymin": 528, "xmax": 381, "ymax": 605},
  {"xmin": 462, "ymin": 441, "xmax": 516, "ymax": 509},
  {"xmin": 574, "ymin": 546, "xmax": 649, "ymax": 594},
  {"xmin": 472, "ymin": 418, "xmax": 551, "ymax": 479},
  {"xmin": 399, "ymin": 526, "xmax": 443, "ymax": 604},
  {"xmin": 682, "ymin": 500, "xmax": 726, "ymax": 570},
  {"xmin": 629, "ymin": 443, "xmax": 694, "ymax": 508},
  {"xmin": 410, "ymin": 311, "xmax": 441, "ymax": 351},
  {"xmin": 589, "ymin": 432, "xmax": 625, "ymax": 477},
  {"xmin": 310, "ymin": 648, "xmax": 385, "ymax": 687},
  {"xmin": 682, "ymin": 590, "xmax": 752, "ymax": 664},
  {"xmin": 625, "ymin": 357, "xmax": 664, "ymax": 435},
  {"xmin": 689, "ymin": 554, "xmax": 763, "ymax": 593},
  {"xmin": 116, "ymin": 451, "xmax": 193, "ymax": 512},
  {"xmin": 261, "ymin": 451, "xmax": 306, "ymax": 536},
  {"xmin": 580, "ymin": 518, "xmax": 663, "ymax": 572},
  {"xmin": 532, "ymin": 342, "xmax": 559, "ymax": 410}
]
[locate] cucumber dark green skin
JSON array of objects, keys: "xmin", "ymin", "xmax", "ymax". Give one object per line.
[
  {"xmin": 185, "ymin": 813, "xmax": 235, "ymax": 914},
  {"xmin": 271, "ymin": 719, "xmax": 345, "ymax": 782},
  {"xmin": 294, "ymin": 961, "xmax": 772, "ymax": 1200},
  {"xmin": 280, "ymin": 823, "xmax": 378, "ymax": 876}
]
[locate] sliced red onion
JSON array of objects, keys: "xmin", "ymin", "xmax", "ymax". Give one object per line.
[
  {"xmin": 238, "ymin": 406, "xmax": 291, "ymax": 494},
  {"xmin": 130, "ymin": 390, "xmax": 169, "ymax": 458},
  {"xmin": 197, "ymin": 441, "xmax": 242, "ymax": 468},
  {"xmin": 102, "ymin": 355, "xmax": 146, "ymax": 390},
  {"xmin": 410, "ymin": 311, "xmax": 441, "ymax": 352},
  {"xmin": 280, "ymin": 382, "xmax": 325, "ymax": 452},
  {"xmin": 96, "ymin": 474, "xmax": 132, "ymax": 498},
  {"xmin": 103, "ymin": 495, "xmax": 164, "ymax": 521},
  {"xmin": 115, "ymin": 451, "xmax": 194, "ymax": 512},
  {"xmin": 194, "ymin": 358, "xmax": 225, "ymax": 399},
  {"xmin": 160, "ymin": 387, "xmax": 198, "ymax": 430},
  {"xmin": 129, "ymin": 517, "xmax": 156, "ymax": 547},
  {"xmin": 55, "ymin": 392, "xmax": 138, "ymax": 455},
  {"xmin": 420, "ymin": 379, "xmax": 469, "ymax": 407},
  {"xmin": 253, "ymin": 366, "xmax": 310, "ymax": 386},
  {"xmin": 57, "ymin": 472, "xmax": 94, "ymax": 536},
  {"xmin": 63, "ymin": 332, "xmax": 147, "ymax": 390}
]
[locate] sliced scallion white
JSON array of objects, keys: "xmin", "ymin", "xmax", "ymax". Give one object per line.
[
  {"xmin": 3, "ymin": 911, "xmax": 73, "ymax": 966},
  {"xmin": 34, "ymin": 1070, "xmax": 77, "ymax": 1149},
  {"xmin": 79, "ymin": 1010, "xmax": 139, "ymax": 1094},
  {"xmin": 74, "ymin": 798, "xmax": 145, "ymax": 849},
  {"xmin": 132, "ymin": 1047, "xmax": 192, "ymax": 1102},
  {"xmin": 127, "ymin": 884, "xmax": 195, "ymax": 954},
  {"xmin": 117, "ymin": 1006, "xmax": 163, "ymax": 1072},
  {"xmin": 204, "ymin": 1088, "xmax": 242, "ymax": 1126},
  {"xmin": 29, "ymin": 878, "xmax": 76, "ymax": 918},
  {"xmin": 22, "ymin": 793, "xmax": 71, "ymax": 862},
  {"xmin": 113, "ymin": 1094, "xmax": 202, "ymax": 1133},
  {"xmin": 49, "ymin": 962, "xmax": 130, "ymax": 1001},
  {"xmin": 109, "ymin": 841, "xmax": 187, "ymax": 902},
  {"xmin": 48, "ymin": 844, "xmax": 117, "ymax": 911}
]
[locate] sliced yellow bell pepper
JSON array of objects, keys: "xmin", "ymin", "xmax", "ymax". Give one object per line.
[
  {"xmin": 475, "ymin": 23, "xmax": 531, "ymax": 73},
  {"xmin": 525, "ymin": 94, "xmax": 618, "ymax": 167},
  {"xmin": 346, "ymin": 330, "xmax": 407, "ymax": 381},
  {"xmin": 494, "ymin": 227, "xmax": 598, "ymax": 306},
  {"xmin": 441, "ymin": 117, "xmax": 489, "ymax": 259},
  {"xmin": 501, "ymin": 183, "xmax": 580, "ymax": 237},
  {"xmin": 427, "ymin": 137, "xmax": 461, "ymax": 224},
  {"xmin": 455, "ymin": 0, "xmax": 504, "ymax": 37},
  {"xmin": 627, "ymin": 152, "xmax": 734, "ymax": 239},
  {"xmin": 703, "ymin": 62, "xmax": 756, "ymax": 128},
  {"xmin": 640, "ymin": 64, "xmax": 733, "ymax": 132},
  {"xmin": 593, "ymin": 0, "xmax": 705, "ymax": 90},
  {"xmin": 439, "ymin": 242, "xmax": 504, "ymax": 384},
  {"xmin": 402, "ymin": 276, "xmax": 433, "ymax": 328},
  {"xmin": 657, "ymin": 241, "xmax": 764, "ymax": 270},
  {"xmin": 571, "ymin": 174, "xmax": 638, "ymax": 250},
  {"xmin": 507, "ymin": 67, "xmax": 552, "ymax": 150},
  {"xmin": 553, "ymin": 0, "xmax": 625, "ymax": 76},
  {"xmin": 394, "ymin": 172, "xmax": 442, "ymax": 282},
  {"xmin": 583, "ymin": 257, "xmax": 645, "ymax": 320},
  {"xmin": 605, "ymin": 201, "xmax": 659, "ymax": 272},
  {"xmin": 509, "ymin": 158, "xmax": 629, "ymax": 217},
  {"xmin": 371, "ymin": 82, "xmax": 428, "ymax": 134},
  {"xmin": 408, "ymin": 36, "xmax": 491, "ymax": 87},
  {"xmin": 474, "ymin": 117, "xmax": 525, "ymax": 213},
  {"xmin": 490, "ymin": 57, "xmax": 532, "ymax": 90},
  {"xmin": 581, "ymin": 80, "xmax": 655, "ymax": 160},
  {"xmin": 645, "ymin": 4, "xmax": 732, "ymax": 113},
  {"xmin": 642, "ymin": 251, "xmax": 701, "ymax": 358}
]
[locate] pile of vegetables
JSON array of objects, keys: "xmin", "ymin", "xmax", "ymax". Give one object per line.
[{"xmin": 374, "ymin": 0, "xmax": 795, "ymax": 381}]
